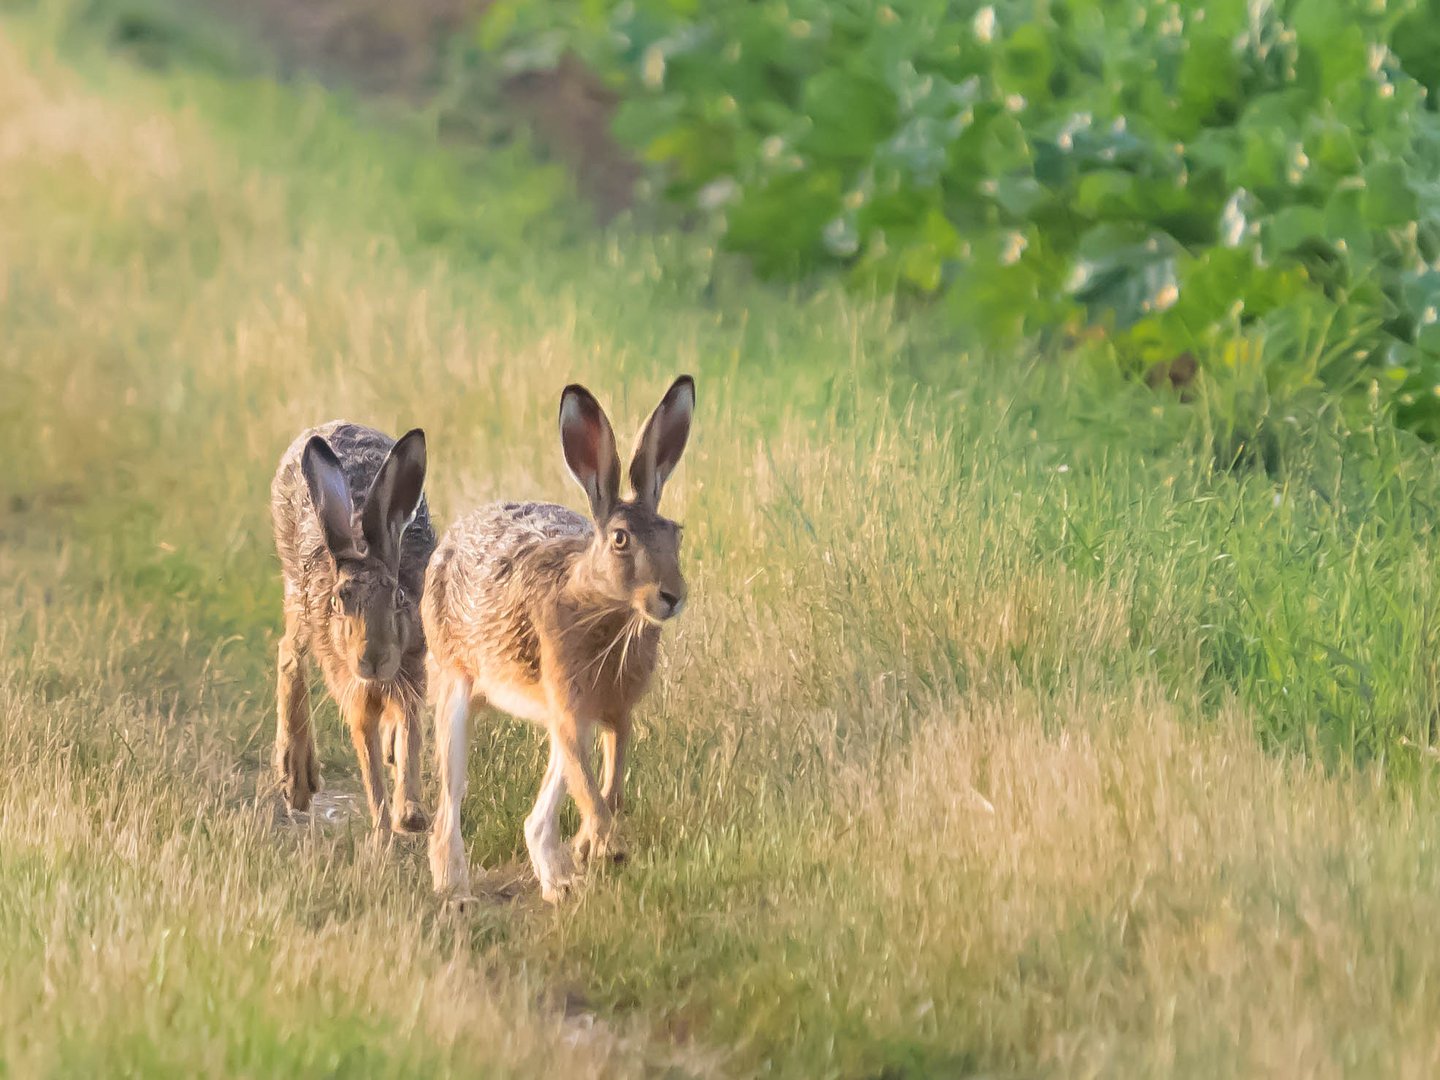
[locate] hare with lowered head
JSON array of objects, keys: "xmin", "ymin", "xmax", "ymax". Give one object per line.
[
  {"xmin": 424, "ymin": 377, "xmax": 695, "ymax": 902},
  {"xmin": 271, "ymin": 421, "xmax": 434, "ymax": 834}
]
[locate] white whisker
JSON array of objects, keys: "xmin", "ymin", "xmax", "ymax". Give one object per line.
[
  {"xmin": 579, "ymin": 611, "xmax": 634, "ymax": 688},
  {"xmin": 617, "ymin": 613, "xmax": 642, "ymax": 675}
]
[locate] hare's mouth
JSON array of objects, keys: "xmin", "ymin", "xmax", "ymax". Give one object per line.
[
  {"xmin": 349, "ymin": 671, "xmax": 416, "ymax": 704},
  {"xmin": 637, "ymin": 591, "xmax": 685, "ymax": 625},
  {"xmin": 636, "ymin": 602, "xmax": 683, "ymax": 627},
  {"xmin": 354, "ymin": 658, "xmax": 403, "ymax": 686},
  {"xmin": 357, "ymin": 656, "xmax": 403, "ymax": 679}
]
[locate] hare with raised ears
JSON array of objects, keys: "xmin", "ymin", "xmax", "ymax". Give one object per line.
[
  {"xmin": 424, "ymin": 377, "xmax": 695, "ymax": 903},
  {"xmin": 271, "ymin": 421, "xmax": 435, "ymax": 834}
]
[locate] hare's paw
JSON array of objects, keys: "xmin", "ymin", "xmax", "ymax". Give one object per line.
[
  {"xmin": 541, "ymin": 879, "xmax": 576, "ymax": 905},
  {"xmin": 275, "ymin": 739, "xmax": 320, "ymax": 812},
  {"xmin": 573, "ymin": 819, "xmax": 628, "ymax": 867},
  {"xmin": 393, "ymin": 800, "xmax": 430, "ymax": 835},
  {"xmin": 533, "ymin": 844, "xmax": 577, "ymax": 904},
  {"xmin": 429, "ymin": 832, "xmax": 471, "ymax": 897},
  {"xmin": 443, "ymin": 893, "xmax": 480, "ymax": 915},
  {"xmin": 539, "ymin": 870, "xmax": 578, "ymax": 905}
]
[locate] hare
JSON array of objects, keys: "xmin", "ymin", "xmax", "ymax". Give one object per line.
[
  {"xmin": 271, "ymin": 421, "xmax": 435, "ymax": 834},
  {"xmin": 424, "ymin": 377, "xmax": 695, "ymax": 903}
]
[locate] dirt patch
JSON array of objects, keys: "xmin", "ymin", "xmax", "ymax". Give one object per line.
[
  {"xmin": 208, "ymin": 0, "xmax": 638, "ymax": 217},
  {"xmin": 264, "ymin": 780, "xmax": 368, "ymax": 829},
  {"xmin": 502, "ymin": 56, "xmax": 640, "ymax": 220},
  {"xmin": 278, "ymin": 787, "xmax": 367, "ymax": 827},
  {"xmin": 263, "ymin": 781, "xmax": 535, "ymax": 895}
]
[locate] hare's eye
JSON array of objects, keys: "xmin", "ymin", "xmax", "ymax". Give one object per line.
[{"xmin": 611, "ymin": 528, "xmax": 630, "ymax": 552}]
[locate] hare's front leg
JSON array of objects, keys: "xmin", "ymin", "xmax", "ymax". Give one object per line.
[
  {"xmin": 525, "ymin": 732, "xmax": 577, "ymax": 903},
  {"xmin": 552, "ymin": 715, "xmax": 626, "ymax": 869},
  {"xmin": 599, "ymin": 714, "xmax": 632, "ymax": 815},
  {"xmin": 429, "ymin": 669, "xmax": 473, "ymax": 898},
  {"xmin": 274, "ymin": 624, "xmax": 319, "ymax": 812},
  {"xmin": 344, "ymin": 690, "xmax": 391, "ymax": 833},
  {"xmin": 384, "ymin": 695, "xmax": 429, "ymax": 834}
]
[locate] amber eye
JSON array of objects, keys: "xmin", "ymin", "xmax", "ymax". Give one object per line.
[{"xmin": 611, "ymin": 528, "xmax": 630, "ymax": 552}]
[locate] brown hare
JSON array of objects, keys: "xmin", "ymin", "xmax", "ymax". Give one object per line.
[
  {"xmin": 424, "ymin": 377, "xmax": 695, "ymax": 903},
  {"xmin": 271, "ymin": 421, "xmax": 435, "ymax": 834}
]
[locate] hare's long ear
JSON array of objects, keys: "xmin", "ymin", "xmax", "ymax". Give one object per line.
[
  {"xmin": 362, "ymin": 428, "xmax": 427, "ymax": 571},
  {"xmin": 629, "ymin": 375, "xmax": 695, "ymax": 511},
  {"xmin": 560, "ymin": 384, "xmax": 621, "ymax": 523},
  {"xmin": 302, "ymin": 436, "xmax": 361, "ymax": 562}
]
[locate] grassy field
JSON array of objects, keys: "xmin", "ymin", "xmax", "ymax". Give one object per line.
[{"xmin": 8, "ymin": 3, "xmax": 1440, "ymax": 1076}]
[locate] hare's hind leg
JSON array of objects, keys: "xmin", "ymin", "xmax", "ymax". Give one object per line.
[
  {"xmin": 386, "ymin": 694, "xmax": 430, "ymax": 834},
  {"xmin": 525, "ymin": 732, "xmax": 577, "ymax": 903},
  {"xmin": 274, "ymin": 619, "xmax": 319, "ymax": 812},
  {"xmin": 429, "ymin": 668, "xmax": 473, "ymax": 897}
]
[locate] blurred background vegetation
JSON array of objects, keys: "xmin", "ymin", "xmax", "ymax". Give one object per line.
[
  {"xmin": 483, "ymin": 0, "xmax": 1440, "ymax": 437},
  {"xmin": 63, "ymin": 0, "xmax": 1440, "ymax": 447}
]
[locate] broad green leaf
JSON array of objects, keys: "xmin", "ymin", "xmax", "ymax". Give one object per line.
[
  {"xmin": 800, "ymin": 66, "xmax": 898, "ymax": 162},
  {"xmin": 1265, "ymin": 206, "xmax": 1327, "ymax": 255},
  {"xmin": 997, "ymin": 22, "xmax": 1054, "ymax": 102},
  {"xmin": 1075, "ymin": 171, "xmax": 1137, "ymax": 218},
  {"xmin": 1362, "ymin": 160, "xmax": 1418, "ymax": 228}
]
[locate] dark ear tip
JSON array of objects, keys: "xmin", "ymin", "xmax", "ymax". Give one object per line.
[
  {"xmin": 302, "ymin": 435, "xmax": 339, "ymax": 466},
  {"xmin": 397, "ymin": 429, "xmax": 426, "ymax": 481},
  {"xmin": 560, "ymin": 383, "xmax": 599, "ymax": 404},
  {"xmin": 559, "ymin": 384, "xmax": 605, "ymax": 424},
  {"xmin": 670, "ymin": 374, "xmax": 696, "ymax": 400}
]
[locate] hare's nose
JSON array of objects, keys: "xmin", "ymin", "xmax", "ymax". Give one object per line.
[{"xmin": 659, "ymin": 589, "xmax": 684, "ymax": 617}]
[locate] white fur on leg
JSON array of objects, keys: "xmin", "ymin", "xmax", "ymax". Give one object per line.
[
  {"xmin": 524, "ymin": 736, "xmax": 574, "ymax": 903},
  {"xmin": 428, "ymin": 671, "xmax": 473, "ymax": 897}
]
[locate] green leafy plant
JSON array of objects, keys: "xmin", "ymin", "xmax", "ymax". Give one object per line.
[{"xmin": 484, "ymin": 0, "xmax": 1440, "ymax": 439}]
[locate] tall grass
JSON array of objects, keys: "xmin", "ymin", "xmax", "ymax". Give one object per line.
[{"xmin": 6, "ymin": 5, "xmax": 1440, "ymax": 1075}]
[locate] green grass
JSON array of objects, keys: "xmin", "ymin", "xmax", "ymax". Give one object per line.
[{"xmin": 7, "ymin": 2, "xmax": 1440, "ymax": 1076}]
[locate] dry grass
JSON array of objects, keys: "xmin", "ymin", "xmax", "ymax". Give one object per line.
[{"xmin": 6, "ymin": 8, "xmax": 1440, "ymax": 1077}]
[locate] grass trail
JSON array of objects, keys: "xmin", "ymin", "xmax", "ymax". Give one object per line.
[{"xmin": 6, "ymin": 6, "xmax": 1440, "ymax": 1076}]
